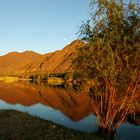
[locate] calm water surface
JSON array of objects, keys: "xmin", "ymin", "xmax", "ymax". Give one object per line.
[{"xmin": 0, "ymin": 81, "xmax": 139, "ymax": 140}]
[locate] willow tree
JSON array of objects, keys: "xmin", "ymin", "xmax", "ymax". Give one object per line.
[{"xmin": 74, "ymin": 0, "xmax": 140, "ymax": 139}]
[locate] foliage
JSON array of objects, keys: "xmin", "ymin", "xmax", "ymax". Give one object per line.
[
  {"xmin": 73, "ymin": 72, "xmax": 81, "ymax": 80},
  {"xmin": 29, "ymin": 74, "xmax": 38, "ymax": 81},
  {"xmin": 74, "ymin": 0, "xmax": 140, "ymax": 138},
  {"xmin": 47, "ymin": 72, "xmax": 67, "ymax": 78},
  {"xmin": 29, "ymin": 75, "xmax": 34, "ymax": 80}
]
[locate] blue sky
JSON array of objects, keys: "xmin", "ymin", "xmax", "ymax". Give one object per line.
[{"xmin": 0, "ymin": 0, "xmax": 90, "ymax": 55}]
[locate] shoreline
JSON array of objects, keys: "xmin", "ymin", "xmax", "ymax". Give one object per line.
[{"xmin": 0, "ymin": 109, "xmax": 103, "ymax": 140}]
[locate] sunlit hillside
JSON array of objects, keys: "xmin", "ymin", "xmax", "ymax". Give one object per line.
[
  {"xmin": 0, "ymin": 51, "xmax": 41, "ymax": 76},
  {"xmin": 0, "ymin": 40, "xmax": 85, "ymax": 77}
]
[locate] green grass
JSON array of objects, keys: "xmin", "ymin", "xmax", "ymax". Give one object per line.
[{"xmin": 0, "ymin": 109, "xmax": 104, "ymax": 140}]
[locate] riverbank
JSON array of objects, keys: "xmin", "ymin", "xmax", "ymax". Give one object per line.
[
  {"xmin": 0, "ymin": 110, "xmax": 103, "ymax": 140},
  {"xmin": 0, "ymin": 76, "xmax": 19, "ymax": 83}
]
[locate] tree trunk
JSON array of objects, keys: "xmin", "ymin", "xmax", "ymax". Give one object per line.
[{"xmin": 99, "ymin": 126, "xmax": 116, "ymax": 140}]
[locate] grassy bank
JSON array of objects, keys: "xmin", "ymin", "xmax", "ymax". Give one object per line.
[
  {"xmin": 47, "ymin": 77, "xmax": 65, "ymax": 84},
  {"xmin": 0, "ymin": 110, "xmax": 103, "ymax": 140},
  {"xmin": 0, "ymin": 76, "xmax": 19, "ymax": 83}
]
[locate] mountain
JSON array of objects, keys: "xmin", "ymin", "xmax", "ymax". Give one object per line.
[
  {"xmin": 0, "ymin": 51, "xmax": 41, "ymax": 76},
  {"xmin": 0, "ymin": 40, "xmax": 85, "ymax": 76}
]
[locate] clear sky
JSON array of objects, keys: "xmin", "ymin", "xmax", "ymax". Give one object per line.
[{"xmin": 0, "ymin": 0, "xmax": 90, "ymax": 55}]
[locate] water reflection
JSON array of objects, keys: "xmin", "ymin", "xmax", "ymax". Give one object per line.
[
  {"xmin": 115, "ymin": 122, "xmax": 140, "ymax": 140},
  {"xmin": 0, "ymin": 100, "xmax": 97, "ymax": 132},
  {"xmin": 0, "ymin": 81, "xmax": 92, "ymax": 121},
  {"xmin": 0, "ymin": 81, "xmax": 139, "ymax": 140}
]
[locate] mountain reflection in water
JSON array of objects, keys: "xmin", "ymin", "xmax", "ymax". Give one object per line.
[
  {"xmin": 0, "ymin": 81, "xmax": 97, "ymax": 132},
  {"xmin": 0, "ymin": 81, "xmax": 140, "ymax": 140}
]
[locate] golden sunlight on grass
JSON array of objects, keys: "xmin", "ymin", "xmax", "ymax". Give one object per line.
[{"xmin": 0, "ymin": 76, "xmax": 19, "ymax": 83}]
